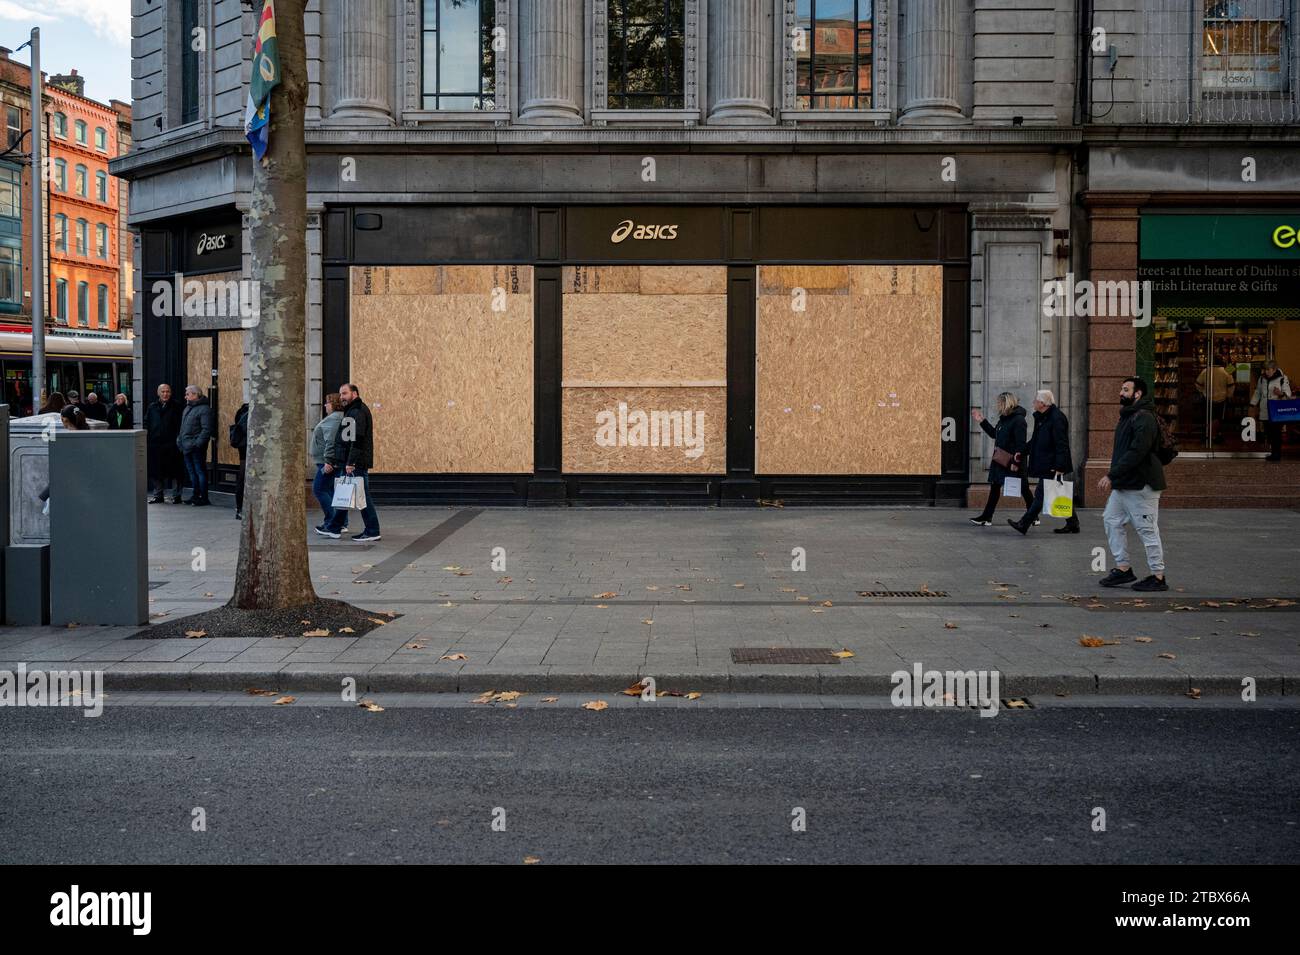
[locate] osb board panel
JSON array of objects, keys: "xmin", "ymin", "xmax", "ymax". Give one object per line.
[
  {"xmin": 186, "ymin": 337, "xmax": 210, "ymax": 399},
  {"xmin": 562, "ymin": 386, "xmax": 726, "ymax": 474},
  {"xmin": 350, "ymin": 266, "xmax": 533, "ymax": 473},
  {"xmin": 216, "ymin": 330, "xmax": 245, "ymax": 466},
  {"xmin": 756, "ymin": 265, "xmax": 944, "ymax": 476},
  {"xmin": 562, "ymin": 266, "xmax": 728, "ymax": 385}
]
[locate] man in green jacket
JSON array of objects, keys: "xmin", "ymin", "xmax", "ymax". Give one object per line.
[{"xmin": 1097, "ymin": 376, "xmax": 1168, "ymax": 591}]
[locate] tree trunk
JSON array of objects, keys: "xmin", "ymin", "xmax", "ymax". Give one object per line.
[{"xmin": 231, "ymin": 0, "xmax": 316, "ymax": 609}]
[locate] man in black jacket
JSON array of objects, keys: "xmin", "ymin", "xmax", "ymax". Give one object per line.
[
  {"xmin": 320, "ymin": 382, "xmax": 380, "ymax": 541},
  {"xmin": 1097, "ymin": 376, "xmax": 1168, "ymax": 591},
  {"xmin": 144, "ymin": 384, "xmax": 185, "ymax": 503},
  {"xmin": 1008, "ymin": 389, "xmax": 1080, "ymax": 534}
]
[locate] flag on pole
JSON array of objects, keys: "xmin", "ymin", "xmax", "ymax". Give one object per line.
[{"xmin": 244, "ymin": 0, "xmax": 281, "ymax": 161}]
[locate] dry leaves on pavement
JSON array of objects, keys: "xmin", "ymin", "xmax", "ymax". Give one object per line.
[
  {"xmin": 184, "ymin": 630, "xmax": 207, "ymax": 639},
  {"xmin": 832, "ymin": 649, "xmax": 855, "ymax": 659},
  {"xmin": 272, "ymin": 696, "xmax": 296, "ymax": 706},
  {"xmin": 358, "ymin": 699, "xmax": 385, "ymax": 712},
  {"xmin": 622, "ymin": 679, "xmax": 651, "ymax": 697},
  {"xmin": 581, "ymin": 700, "xmax": 609, "ymax": 712},
  {"xmin": 1157, "ymin": 652, "xmax": 1177, "ymax": 660},
  {"xmin": 473, "ymin": 690, "xmax": 524, "ymax": 704},
  {"xmin": 1079, "ymin": 636, "xmax": 1119, "ymax": 647},
  {"xmin": 593, "ymin": 591, "xmax": 619, "ymax": 600},
  {"xmin": 303, "ymin": 629, "xmax": 330, "ymax": 637},
  {"xmin": 441, "ymin": 652, "xmax": 468, "ymax": 661},
  {"xmin": 246, "ymin": 688, "xmax": 278, "ymax": 697}
]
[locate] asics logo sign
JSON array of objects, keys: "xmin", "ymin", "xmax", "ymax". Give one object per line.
[{"xmin": 610, "ymin": 219, "xmax": 679, "ymax": 243}]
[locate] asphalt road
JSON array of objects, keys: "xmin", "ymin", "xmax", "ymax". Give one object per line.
[{"xmin": 2, "ymin": 700, "xmax": 1297, "ymax": 864}]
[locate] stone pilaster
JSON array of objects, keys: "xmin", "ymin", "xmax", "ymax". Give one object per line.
[
  {"xmin": 707, "ymin": 0, "xmax": 772, "ymax": 124},
  {"xmin": 332, "ymin": 0, "xmax": 394, "ymax": 122},
  {"xmin": 899, "ymin": 0, "xmax": 966, "ymax": 125},
  {"xmin": 518, "ymin": 0, "xmax": 585, "ymax": 124}
]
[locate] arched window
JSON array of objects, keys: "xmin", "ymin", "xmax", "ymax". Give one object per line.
[
  {"xmin": 53, "ymin": 158, "xmax": 66, "ymax": 192},
  {"xmin": 96, "ymin": 170, "xmax": 108, "ymax": 202},
  {"xmin": 55, "ymin": 278, "xmax": 67, "ymax": 322},
  {"xmin": 795, "ymin": 0, "xmax": 875, "ymax": 109},
  {"xmin": 97, "ymin": 284, "xmax": 109, "ymax": 326},
  {"xmin": 54, "ymin": 213, "xmax": 67, "ymax": 251},
  {"xmin": 607, "ymin": 0, "xmax": 686, "ymax": 109},
  {"xmin": 95, "ymin": 126, "xmax": 107, "ymax": 151},
  {"xmin": 77, "ymin": 281, "xmax": 89, "ymax": 326},
  {"xmin": 420, "ymin": 0, "xmax": 497, "ymax": 110},
  {"xmin": 53, "ymin": 112, "xmax": 67, "ymax": 137},
  {"xmin": 74, "ymin": 163, "xmax": 88, "ymax": 197},
  {"xmin": 74, "ymin": 119, "xmax": 87, "ymax": 144},
  {"xmin": 75, "ymin": 218, "xmax": 88, "ymax": 256},
  {"xmin": 96, "ymin": 223, "xmax": 109, "ymax": 259}
]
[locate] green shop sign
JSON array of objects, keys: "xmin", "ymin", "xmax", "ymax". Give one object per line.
[{"xmin": 1141, "ymin": 214, "xmax": 1300, "ymax": 260}]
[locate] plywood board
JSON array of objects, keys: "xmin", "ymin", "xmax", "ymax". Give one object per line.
[
  {"xmin": 185, "ymin": 336, "xmax": 210, "ymax": 401},
  {"xmin": 350, "ymin": 265, "xmax": 533, "ymax": 473},
  {"xmin": 562, "ymin": 292, "xmax": 727, "ymax": 384},
  {"xmin": 562, "ymin": 386, "xmax": 726, "ymax": 474},
  {"xmin": 756, "ymin": 265, "xmax": 943, "ymax": 475},
  {"xmin": 216, "ymin": 330, "xmax": 245, "ymax": 466}
]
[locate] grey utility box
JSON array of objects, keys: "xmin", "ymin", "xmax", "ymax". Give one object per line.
[
  {"xmin": 0, "ymin": 407, "xmax": 9, "ymax": 546},
  {"xmin": 5, "ymin": 544, "xmax": 48, "ymax": 625},
  {"xmin": 9, "ymin": 412, "xmax": 107, "ymax": 546},
  {"xmin": 49, "ymin": 430, "xmax": 148, "ymax": 626}
]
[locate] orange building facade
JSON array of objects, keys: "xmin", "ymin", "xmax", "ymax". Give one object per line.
[{"xmin": 46, "ymin": 75, "xmax": 121, "ymax": 332}]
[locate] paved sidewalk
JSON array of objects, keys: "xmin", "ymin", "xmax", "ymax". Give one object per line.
[{"xmin": 3, "ymin": 505, "xmax": 1298, "ymax": 696}]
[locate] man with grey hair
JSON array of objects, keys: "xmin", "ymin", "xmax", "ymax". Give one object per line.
[
  {"xmin": 1008, "ymin": 389, "xmax": 1080, "ymax": 534},
  {"xmin": 177, "ymin": 384, "xmax": 215, "ymax": 506}
]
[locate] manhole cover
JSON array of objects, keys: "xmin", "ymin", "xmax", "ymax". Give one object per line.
[
  {"xmin": 731, "ymin": 647, "xmax": 841, "ymax": 665},
  {"xmin": 857, "ymin": 590, "xmax": 949, "ymax": 598}
]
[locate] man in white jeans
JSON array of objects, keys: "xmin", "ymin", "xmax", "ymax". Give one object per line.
[{"xmin": 1097, "ymin": 376, "xmax": 1169, "ymax": 592}]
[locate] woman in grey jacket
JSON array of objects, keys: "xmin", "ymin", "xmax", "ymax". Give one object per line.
[
  {"xmin": 310, "ymin": 394, "xmax": 348, "ymax": 533},
  {"xmin": 1251, "ymin": 361, "xmax": 1293, "ymax": 462}
]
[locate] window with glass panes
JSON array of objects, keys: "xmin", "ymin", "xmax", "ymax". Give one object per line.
[
  {"xmin": 97, "ymin": 284, "xmax": 108, "ymax": 326},
  {"xmin": 796, "ymin": 0, "xmax": 874, "ymax": 109},
  {"xmin": 0, "ymin": 245, "xmax": 20, "ymax": 305},
  {"xmin": 95, "ymin": 126, "xmax": 107, "ymax": 151},
  {"xmin": 53, "ymin": 159, "xmax": 66, "ymax": 192},
  {"xmin": 74, "ymin": 120, "xmax": 86, "ymax": 144},
  {"xmin": 0, "ymin": 165, "xmax": 19, "ymax": 218},
  {"xmin": 607, "ymin": 0, "xmax": 686, "ymax": 109},
  {"xmin": 54, "ymin": 214, "xmax": 67, "ymax": 251},
  {"xmin": 1202, "ymin": 0, "xmax": 1287, "ymax": 92},
  {"xmin": 75, "ymin": 164, "xmax": 87, "ymax": 197},
  {"xmin": 96, "ymin": 171, "xmax": 107, "ymax": 202},
  {"xmin": 6, "ymin": 106, "xmax": 19, "ymax": 148},
  {"xmin": 77, "ymin": 281, "xmax": 88, "ymax": 325},
  {"xmin": 53, "ymin": 112, "xmax": 66, "ymax": 137},
  {"xmin": 75, "ymin": 219, "xmax": 88, "ymax": 255},
  {"xmin": 181, "ymin": 1, "xmax": 200, "ymax": 123},
  {"xmin": 421, "ymin": 0, "xmax": 496, "ymax": 110},
  {"xmin": 55, "ymin": 278, "xmax": 67, "ymax": 321},
  {"xmin": 96, "ymin": 223, "xmax": 108, "ymax": 259}
]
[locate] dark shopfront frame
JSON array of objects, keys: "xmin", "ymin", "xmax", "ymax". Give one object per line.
[
  {"xmin": 138, "ymin": 209, "xmax": 245, "ymax": 497},
  {"xmin": 323, "ymin": 203, "xmax": 971, "ymax": 506}
]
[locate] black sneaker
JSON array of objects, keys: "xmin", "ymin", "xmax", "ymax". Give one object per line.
[
  {"xmin": 1006, "ymin": 518, "xmax": 1028, "ymax": 535},
  {"xmin": 1132, "ymin": 575, "xmax": 1169, "ymax": 592},
  {"xmin": 148, "ymin": 496, "xmax": 164, "ymax": 505},
  {"xmin": 352, "ymin": 532, "xmax": 381, "ymax": 543},
  {"xmin": 1099, "ymin": 567, "xmax": 1137, "ymax": 587},
  {"xmin": 235, "ymin": 511, "xmax": 242, "ymax": 520}
]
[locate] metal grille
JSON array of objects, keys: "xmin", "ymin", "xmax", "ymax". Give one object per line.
[
  {"xmin": 731, "ymin": 647, "xmax": 842, "ymax": 665},
  {"xmin": 857, "ymin": 590, "xmax": 949, "ymax": 598}
]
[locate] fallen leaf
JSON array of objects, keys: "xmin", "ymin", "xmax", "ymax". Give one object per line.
[
  {"xmin": 523, "ymin": 856, "xmax": 541, "ymax": 865},
  {"xmin": 1201, "ymin": 601, "xmax": 1221, "ymax": 608},
  {"xmin": 150, "ymin": 612, "xmax": 169, "ymax": 619},
  {"xmin": 944, "ymin": 622, "xmax": 959, "ymax": 630},
  {"xmin": 675, "ymin": 584, "xmax": 692, "ymax": 591},
  {"xmin": 641, "ymin": 618, "xmax": 654, "ymax": 625},
  {"xmin": 657, "ymin": 690, "xmax": 686, "ymax": 698},
  {"xmin": 246, "ymin": 688, "xmax": 278, "ymax": 697},
  {"xmin": 184, "ymin": 630, "xmax": 207, "ymax": 639},
  {"xmin": 303, "ymin": 629, "xmax": 330, "ymax": 637},
  {"xmin": 272, "ymin": 696, "xmax": 296, "ymax": 706},
  {"xmin": 441, "ymin": 652, "xmax": 468, "ymax": 661},
  {"xmin": 1079, "ymin": 636, "xmax": 1117, "ymax": 647},
  {"xmin": 622, "ymin": 679, "xmax": 651, "ymax": 697},
  {"xmin": 686, "ymin": 692, "xmax": 702, "ymax": 700},
  {"xmin": 358, "ymin": 699, "xmax": 385, "ymax": 712},
  {"xmin": 796, "ymin": 596, "xmax": 810, "ymax": 602},
  {"xmin": 1134, "ymin": 636, "xmax": 1153, "ymax": 643},
  {"xmin": 404, "ymin": 642, "xmax": 427, "ymax": 650},
  {"xmin": 497, "ymin": 577, "xmax": 512, "ymax": 584},
  {"xmin": 540, "ymin": 696, "xmax": 559, "ymax": 703},
  {"xmin": 812, "ymin": 609, "xmax": 824, "ymax": 614},
  {"xmin": 439, "ymin": 602, "xmax": 455, "ymax": 608},
  {"xmin": 339, "ymin": 627, "xmax": 355, "ymax": 634},
  {"xmin": 581, "ymin": 700, "xmax": 609, "ymax": 711},
  {"xmin": 645, "ymin": 585, "xmax": 659, "ymax": 592},
  {"xmin": 1186, "ymin": 687, "xmax": 1201, "ymax": 700},
  {"xmin": 300, "ymin": 620, "xmax": 311, "ymax": 625},
  {"xmin": 1239, "ymin": 631, "xmax": 1261, "ymax": 637},
  {"xmin": 442, "ymin": 565, "xmax": 462, "ymax": 571},
  {"xmin": 593, "ymin": 591, "xmax": 619, "ymax": 599},
  {"xmin": 595, "ymin": 604, "xmax": 609, "ymax": 609},
  {"xmin": 367, "ymin": 618, "xmax": 388, "ymax": 626},
  {"xmin": 472, "ymin": 691, "xmax": 496, "ymax": 704},
  {"xmin": 1005, "ymin": 699, "xmax": 1030, "ymax": 709},
  {"xmin": 821, "ymin": 600, "xmax": 833, "ymax": 607},
  {"xmin": 780, "ymin": 588, "xmax": 797, "ymax": 593},
  {"xmin": 203, "ymin": 592, "xmax": 215, "ymax": 597},
  {"xmin": 1158, "ymin": 652, "xmax": 1176, "ymax": 660},
  {"xmin": 733, "ymin": 583, "xmax": 746, "ymax": 589},
  {"xmin": 454, "ymin": 571, "xmax": 472, "ymax": 577},
  {"xmin": 832, "ymin": 649, "xmax": 855, "ymax": 658}
]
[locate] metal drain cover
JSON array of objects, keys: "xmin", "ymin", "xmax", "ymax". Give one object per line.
[
  {"xmin": 731, "ymin": 647, "xmax": 841, "ymax": 665},
  {"xmin": 857, "ymin": 590, "xmax": 949, "ymax": 598}
]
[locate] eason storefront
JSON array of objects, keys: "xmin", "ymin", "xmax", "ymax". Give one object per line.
[
  {"xmin": 321, "ymin": 205, "xmax": 970, "ymax": 505},
  {"xmin": 1137, "ymin": 213, "xmax": 1300, "ymax": 459}
]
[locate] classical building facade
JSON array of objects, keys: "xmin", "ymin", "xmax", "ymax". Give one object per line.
[{"xmin": 111, "ymin": 1, "xmax": 1300, "ymax": 506}]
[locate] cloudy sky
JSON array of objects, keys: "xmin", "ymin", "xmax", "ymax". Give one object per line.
[{"xmin": 0, "ymin": 0, "xmax": 130, "ymax": 104}]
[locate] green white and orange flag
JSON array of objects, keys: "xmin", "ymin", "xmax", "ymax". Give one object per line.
[{"xmin": 244, "ymin": 0, "xmax": 281, "ymax": 161}]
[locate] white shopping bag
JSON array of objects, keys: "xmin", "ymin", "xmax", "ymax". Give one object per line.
[
  {"xmin": 1043, "ymin": 477, "xmax": 1074, "ymax": 519},
  {"xmin": 1002, "ymin": 476, "xmax": 1022, "ymax": 497},
  {"xmin": 331, "ymin": 475, "xmax": 367, "ymax": 510}
]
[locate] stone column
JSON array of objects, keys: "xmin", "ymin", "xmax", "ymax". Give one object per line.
[
  {"xmin": 707, "ymin": 0, "xmax": 772, "ymax": 124},
  {"xmin": 332, "ymin": 0, "xmax": 394, "ymax": 122},
  {"xmin": 518, "ymin": 0, "xmax": 585, "ymax": 124},
  {"xmin": 899, "ymin": 0, "xmax": 966, "ymax": 125}
]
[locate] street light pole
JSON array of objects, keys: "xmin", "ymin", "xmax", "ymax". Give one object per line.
[{"xmin": 28, "ymin": 27, "xmax": 44, "ymax": 409}]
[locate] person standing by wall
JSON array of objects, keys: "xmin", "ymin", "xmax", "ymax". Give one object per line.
[
  {"xmin": 82, "ymin": 392, "xmax": 109, "ymax": 422},
  {"xmin": 320, "ymin": 383, "xmax": 379, "ymax": 542},
  {"xmin": 1098, "ymin": 376, "xmax": 1169, "ymax": 592},
  {"xmin": 1251, "ymin": 360, "xmax": 1293, "ymax": 462},
  {"xmin": 1008, "ymin": 389, "xmax": 1081, "ymax": 535},
  {"xmin": 310, "ymin": 393, "xmax": 348, "ymax": 535},
  {"xmin": 145, "ymin": 384, "xmax": 184, "ymax": 503},
  {"xmin": 177, "ymin": 384, "xmax": 215, "ymax": 507},
  {"xmin": 230, "ymin": 401, "xmax": 250, "ymax": 519},
  {"xmin": 969, "ymin": 392, "xmax": 1033, "ymax": 526}
]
